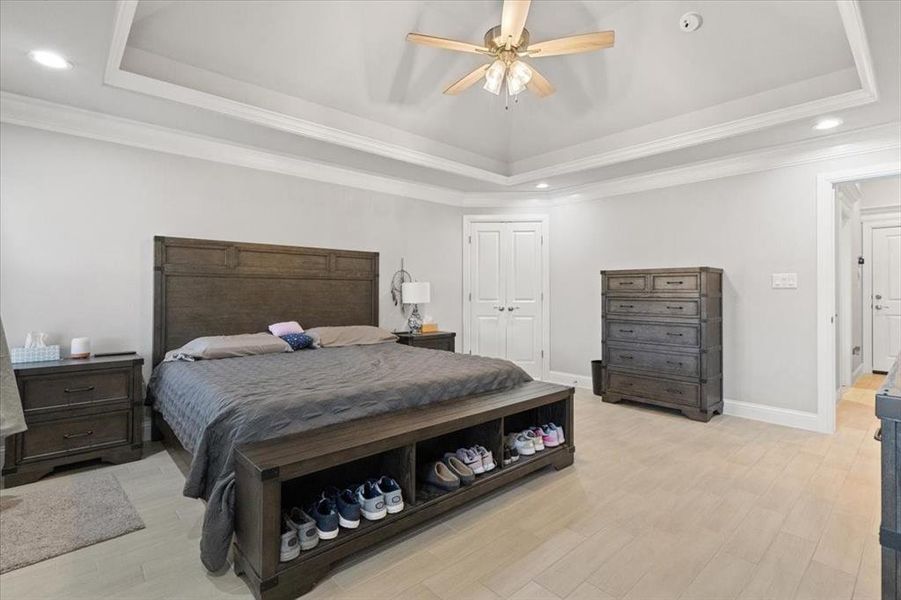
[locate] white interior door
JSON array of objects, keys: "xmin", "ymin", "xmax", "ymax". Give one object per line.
[
  {"xmin": 872, "ymin": 226, "xmax": 901, "ymax": 371},
  {"xmin": 470, "ymin": 222, "xmax": 506, "ymax": 359},
  {"xmin": 466, "ymin": 220, "xmax": 545, "ymax": 378},
  {"xmin": 505, "ymin": 222, "xmax": 543, "ymax": 377}
]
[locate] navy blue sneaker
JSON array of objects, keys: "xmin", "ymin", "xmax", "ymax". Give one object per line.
[
  {"xmin": 322, "ymin": 486, "xmax": 362, "ymax": 529},
  {"xmin": 307, "ymin": 498, "xmax": 339, "ymax": 540}
]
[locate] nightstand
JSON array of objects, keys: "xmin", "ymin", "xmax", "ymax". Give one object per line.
[
  {"xmin": 2, "ymin": 355, "xmax": 144, "ymax": 487},
  {"xmin": 395, "ymin": 331, "xmax": 456, "ymax": 352}
]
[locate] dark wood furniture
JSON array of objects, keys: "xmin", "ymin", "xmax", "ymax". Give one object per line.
[
  {"xmin": 877, "ymin": 354, "xmax": 901, "ymax": 600},
  {"xmin": 600, "ymin": 267, "xmax": 723, "ymax": 422},
  {"xmin": 394, "ymin": 331, "xmax": 456, "ymax": 352},
  {"xmin": 234, "ymin": 380, "xmax": 573, "ymax": 599},
  {"xmin": 149, "ymin": 236, "xmax": 573, "ymax": 600},
  {"xmin": 2, "ymin": 355, "xmax": 144, "ymax": 487}
]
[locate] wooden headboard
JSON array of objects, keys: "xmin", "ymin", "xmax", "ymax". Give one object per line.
[{"xmin": 152, "ymin": 236, "xmax": 379, "ymax": 365}]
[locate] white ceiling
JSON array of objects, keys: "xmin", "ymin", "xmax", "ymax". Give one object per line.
[{"xmin": 0, "ymin": 0, "xmax": 899, "ymax": 197}]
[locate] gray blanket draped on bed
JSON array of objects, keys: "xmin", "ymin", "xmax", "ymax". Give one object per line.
[
  {"xmin": 149, "ymin": 343, "xmax": 531, "ymax": 571},
  {"xmin": 0, "ymin": 319, "xmax": 27, "ymax": 438}
]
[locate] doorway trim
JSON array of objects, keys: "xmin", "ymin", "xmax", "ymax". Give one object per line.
[
  {"xmin": 862, "ymin": 213, "xmax": 901, "ymax": 374},
  {"xmin": 462, "ymin": 214, "xmax": 551, "ymax": 380},
  {"xmin": 816, "ymin": 162, "xmax": 901, "ymax": 433}
]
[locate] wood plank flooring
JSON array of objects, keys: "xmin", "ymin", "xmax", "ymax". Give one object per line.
[{"xmin": 0, "ymin": 379, "xmax": 884, "ymax": 599}]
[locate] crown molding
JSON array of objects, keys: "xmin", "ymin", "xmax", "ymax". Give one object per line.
[
  {"xmin": 104, "ymin": 0, "xmax": 880, "ymax": 188},
  {"xmin": 2, "ymin": 92, "xmax": 898, "ymax": 211},
  {"xmin": 0, "ymin": 92, "xmax": 464, "ymax": 206}
]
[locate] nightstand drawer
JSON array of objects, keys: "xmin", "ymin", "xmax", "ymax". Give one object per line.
[
  {"xmin": 17, "ymin": 411, "xmax": 132, "ymax": 463},
  {"xmin": 20, "ymin": 368, "xmax": 131, "ymax": 412}
]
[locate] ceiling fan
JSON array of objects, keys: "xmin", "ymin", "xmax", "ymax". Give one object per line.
[{"xmin": 406, "ymin": 0, "xmax": 614, "ymax": 99}]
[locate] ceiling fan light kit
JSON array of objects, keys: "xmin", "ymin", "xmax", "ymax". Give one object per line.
[{"xmin": 406, "ymin": 0, "xmax": 614, "ymax": 103}]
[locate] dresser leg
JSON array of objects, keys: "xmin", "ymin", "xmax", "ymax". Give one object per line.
[
  {"xmin": 681, "ymin": 407, "xmax": 715, "ymax": 422},
  {"xmin": 1, "ymin": 466, "xmax": 54, "ymax": 488}
]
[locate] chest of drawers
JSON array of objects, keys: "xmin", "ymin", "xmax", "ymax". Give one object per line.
[
  {"xmin": 2, "ymin": 356, "xmax": 144, "ymax": 487},
  {"xmin": 600, "ymin": 267, "xmax": 723, "ymax": 422}
]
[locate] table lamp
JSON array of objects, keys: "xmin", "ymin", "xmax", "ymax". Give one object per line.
[{"xmin": 402, "ymin": 281, "xmax": 431, "ymax": 333}]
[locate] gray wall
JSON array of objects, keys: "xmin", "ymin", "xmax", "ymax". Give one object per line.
[
  {"xmin": 0, "ymin": 124, "xmax": 464, "ymax": 380},
  {"xmin": 546, "ymin": 150, "xmax": 901, "ymax": 413}
]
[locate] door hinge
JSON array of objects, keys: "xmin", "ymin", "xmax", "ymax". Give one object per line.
[
  {"xmin": 468, "ymin": 292, "xmax": 472, "ymax": 301},
  {"xmin": 541, "ymin": 350, "xmax": 544, "ymax": 358},
  {"xmin": 468, "ymin": 235, "xmax": 472, "ymax": 244},
  {"xmin": 541, "ymin": 235, "xmax": 544, "ymax": 245}
]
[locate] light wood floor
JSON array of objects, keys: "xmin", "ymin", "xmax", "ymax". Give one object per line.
[{"xmin": 0, "ymin": 379, "xmax": 885, "ymax": 600}]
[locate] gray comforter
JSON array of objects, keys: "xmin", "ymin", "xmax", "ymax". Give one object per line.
[{"xmin": 149, "ymin": 343, "xmax": 531, "ymax": 569}]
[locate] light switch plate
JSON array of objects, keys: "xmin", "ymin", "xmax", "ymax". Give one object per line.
[{"xmin": 772, "ymin": 272, "xmax": 798, "ymax": 289}]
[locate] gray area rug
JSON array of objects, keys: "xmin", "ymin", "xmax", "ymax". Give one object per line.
[{"xmin": 0, "ymin": 471, "xmax": 145, "ymax": 573}]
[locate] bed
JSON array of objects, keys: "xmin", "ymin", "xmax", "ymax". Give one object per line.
[{"xmin": 149, "ymin": 236, "xmax": 573, "ymax": 599}]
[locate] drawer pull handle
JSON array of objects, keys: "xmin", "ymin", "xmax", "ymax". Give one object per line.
[
  {"xmin": 63, "ymin": 430, "xmax": 94, "ymax": 439},
  {"xmin": 666, "ymin": 360, "xmax": 684, "ymax": 366},
  {"xmin": 619, "ymin": 329, "xmax": 634, "ymax": 334},
  {"xmin": 64, "ymin": 385, "xmax": 95, "ymax": 394},
  {"xmin": 666, "ymin": 388, "xmax": 683, "ymax": 395},
  {"xmin": 619, "ymin": 281, "xmax": 634, "ymax": 286},
  {"xmin": 620, "ymin": 355, "xmax": 634, "ymax": 360},
  {"xmin": 621, "ymin": 382, "xmax": 633, "ymax": 387},
  {"xmin": 619, "ymin": 304, "xmax": 634, "ymax": 309},
  {"xmin": 665, "ymin": 281, "xmax": 684, "ymax": 285},
  {"xmin": 666, "ymin": 306, "xmax": 684, "ymax": 310},
  {"xmin": 666, "ymin": 333, "xmax": 684, "ymax": 337}
]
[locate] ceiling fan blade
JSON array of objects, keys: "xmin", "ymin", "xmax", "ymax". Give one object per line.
[
  {"xmin": 444, "ymin": 64, "xmax": 491, "ymax": 95},
  {"xmin": 526, "ymin": 64, "xmax": 555, "ymax": 97},
  {"xmin": 500, "ymin": 0, "xmax": 531, "ymax": 48},
  {"xmin": 406, "ymin": 33, "xmax": 488, "ymax": 54},
  {"xmin": 528, "ymin": 31, "xmax": 615, "ymax": 57}
]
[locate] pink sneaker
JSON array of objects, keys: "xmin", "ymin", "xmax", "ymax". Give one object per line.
[
  {"xmin": 523, "ymin": 428, "xmax": 545, "ymax": 451},
  {"xmin": 540, "ymin": 425, "xmax": 560, "ymax": 447}
]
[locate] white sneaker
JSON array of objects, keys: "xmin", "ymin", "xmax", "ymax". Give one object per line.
[
  {"xmin": 508, "ymin": 432, "xmax": 535, "ymax": 456},
  {"xmin": 279, "ymin": 524, "xmax": 300, "ymax": 562},
  {"xmin": 471, "ymin": 445, "xmax": 496, "ymax": 472},
  {"xmin": 549, "ymin": 422, "xmax": 565, "ymax": 444},
  {"xmin": 455, "ymin": 447, "xmax": 485, "ymax": 474},
  {"xmin": 523, "ymin": 429, "xmax": 545, "ymax": 451}
]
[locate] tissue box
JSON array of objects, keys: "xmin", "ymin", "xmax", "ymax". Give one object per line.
[
  {"xmin": 420, "ymin": 323, "xmax": 439, "ymax": 333},
  {"xmin": 10, "ymin": 345, "xmax": 61, "ymax": 364}
]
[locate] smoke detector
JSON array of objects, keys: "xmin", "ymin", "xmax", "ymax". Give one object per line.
[{"xmin": 679, "ymin": 12, "xmax": 703, "ymax": 33}]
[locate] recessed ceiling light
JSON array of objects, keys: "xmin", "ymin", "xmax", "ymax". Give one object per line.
[
  {"xmin": 813, "ymin": 117, "xmax": 843, "ymax": 131},
  {"xmin": 535, "ymin": 182, "xmax": 549, "ymax": 189},
  {"xmin": 28, "ymin": 50, "xmax": 72, "ymax": 70}
]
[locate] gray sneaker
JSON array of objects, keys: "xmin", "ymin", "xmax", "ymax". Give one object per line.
[
  {"xmin": 356, "ymin": 481, "xmax": 387, "ymax": 521},
  {"xmin": 285, "ymin": 507, "xmax": 319, "ymax": 550}
]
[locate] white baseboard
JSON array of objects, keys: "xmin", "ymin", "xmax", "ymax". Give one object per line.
[
  {"xmin": 723, "ymin": 398, "xmax": 821, "ymax": 432},
  {"xmin": 547, "ymin": 370, "xmax": 592, "ymax": 389}
]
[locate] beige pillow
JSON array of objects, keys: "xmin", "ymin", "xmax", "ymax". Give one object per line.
[
  {"xmin": 164, "ymin": 333, "xmax": 291, "ymax": 362},
  {"xmin": 305, "ymin": 326, "xmax": 398, "ymax": 348}
]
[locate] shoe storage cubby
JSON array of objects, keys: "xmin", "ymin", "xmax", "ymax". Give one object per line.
[
  {"xmin": 233, "ymin": 382, "xmax": 574, "ymax": 600},
  {"xmin": 503, "ymin": 398, "xmax": 568, "ymax": 440},
  {"xmin": 415, "ymin": 418, "xmax": 502, "ymax": 503}
]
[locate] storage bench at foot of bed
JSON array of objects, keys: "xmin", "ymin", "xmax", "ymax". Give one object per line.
[{"xmin": 232, "ymin": 380, "xmax": 575, "ymax": 600}]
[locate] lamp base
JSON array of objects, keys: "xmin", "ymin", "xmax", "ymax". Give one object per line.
[{"xmin": 407, "ymin": 305, "xmax": 423, "ymax": 334}]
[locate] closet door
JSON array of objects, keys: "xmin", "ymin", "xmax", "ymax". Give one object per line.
[
  {"xmin": 469, "ymin": 222, "xmax": 506, "ymax": 359},
  {"xmin": 505, "ymin": 222, "xmax": 543, "ymax": 378}
]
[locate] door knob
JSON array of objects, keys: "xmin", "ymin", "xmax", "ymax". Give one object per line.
[
  {"xmin": 875, "ymin": 305, "xmax": 884, "ymax": 310},
  {"xmin": 507, "ymin": 306, "xmax": 520, "ymax": 311},
  {"xmin": 875, "ymin": 294, "xmax": 882, "ymax": 299},
  {"xmin": 493, "ymin": 305, "xmax": 504, "ymax": 312}
]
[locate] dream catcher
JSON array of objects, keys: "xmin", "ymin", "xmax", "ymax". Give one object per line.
[{"xmin": 390, "ymin": 258, "xmax": 412, "ymax": 313}]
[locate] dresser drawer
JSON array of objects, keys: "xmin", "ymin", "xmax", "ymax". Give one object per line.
[
  {"xmin": 607, "ymin": 275, "xmax": 647, "ymax": 292},
  {"xmin": 651, "ymin": 273, "xmax": 699, "ymax": 292},
  {"xmin": 607, "ymin": 347, "xmax": 700, "ymax": 378},
  {"xmin": 605, "ymin": 298, "xmax": 700, "ymax": 318},
  {"xmin": 607, "ymin": 372, "xmax": 700, "ymax": 407},
  {"xmin": 606, "ymin": 320, "xmax": 700, "ymax": 347},
  {"xmin": 20, "ymin": 369, "xmax": 131, "ymax": 412},
  {"xmin": 17, "ymin": 411, "xmax": 131, "ymax": 463}
]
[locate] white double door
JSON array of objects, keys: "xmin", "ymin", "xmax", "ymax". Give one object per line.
[
  {"xmin": 467, "ymin": 221, "xmax": 544, "ymax": 378},
  {"xmin": 872, "ymin": 226, "xmax": 901, "ymax": 372}
]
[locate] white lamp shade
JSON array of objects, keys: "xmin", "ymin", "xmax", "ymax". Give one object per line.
[{"xmin": 402, "ymin": 281, "xmax": 431, "ymax": 304}]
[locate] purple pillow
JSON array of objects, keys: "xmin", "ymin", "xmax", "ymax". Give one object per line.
[{"xmin": 268, "ymin": 321, "xmax": 303, "ymax": 337}]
